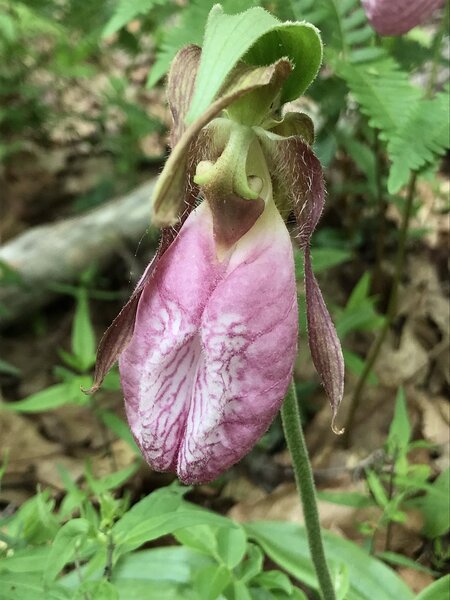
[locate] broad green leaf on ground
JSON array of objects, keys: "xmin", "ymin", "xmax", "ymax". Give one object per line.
[
  {"xmin": 415, "ymin": 575, "xmax": 450, "ymax": 600},
  {"xmin": 113, "ymin": 485, "xmax": 187, "ymax": 539},
  {"xmin": 318, "ymin": 490, "xmax": 375, "ymax": 509},
  {"xmin": 61, "ymin": 546, "xmax": 211, "ymax": 591},
  {"xmin": 376, "ymin": 552, "xmax": 437, "ymax": 576},
  {"xmin": 194, "ymin": 564, "xmax": 231, "ymax": 600},
  {"xmin": 111, "ymin": 580, "xmax": 194, "ymax": 600},
  {"xmin": 72, "ymin": 580, "xmax": 119, "ymax": 600},
  {"xmin": 186, "ymin": 5, "xmax": 322, "ymax": 122},
  {"xmin": 44, "ymin": 518, "xmax": 91, "ymax": 584},
  {"xmin": 246, "ymin": 521, "xmax": 413, "ymax": 600},
  {"xmin": 174, "ymin": 524, "xmax": 219, "ymax": 557},
  {"xmin": 0, "ymin": 547, "xmax": 50, "ymax": 573},
  {"xmin": 0, "ymin": 572, "xmax": 70, "ymax": 600},
  {"xmin": 410, "ymin": 467, "xmax": 450, "ymax": 538},
  {"xmin": 116, "ymin": 508, "xmax": 239, "ymax": 555},
  {"xmin": 216, "ymin": 525, "xmax": 247, "ymax": 569}
]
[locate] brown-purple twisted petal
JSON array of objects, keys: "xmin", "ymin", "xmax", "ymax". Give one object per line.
[
  {"xmin": 261, "ymin": 133, "xmax": 344, "ymax": 426},
  {"xmin": 304, "ymin": 246, "xmax": 344, "ymax": 432}
]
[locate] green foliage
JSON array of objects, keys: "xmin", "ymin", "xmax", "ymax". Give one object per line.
[
  {"xmin": 409, "ymin": 468, "xmax": 450, "ymax": 539},
  {"xmin": 387, "ymin": 88, "xmax": 450, "ymax": 193},
  {"xmin": 291, "ymin": 0, "xmax": 380, "ymax": 61},
  {"xmin": 337, "ymin": 58, "xmax": 449, "ymax": 192},
  {"xmin": 247, "ymin": 521, "xmax": 413, "ymax": 600},
  {"xmin": 0, "ymin": 480, "xmax": 419, "ymax": 600},
  {"xmin": 102, "ymin": 0, "xmax": 166, "ymax": 38},
  {"xmin": 333, "ymin": 273, "xmax": 384, "ymax": 383},
  {"xmin": 147, "ymin": 0, "xmax": 261, "ymax": 89},
  {"xmin": 321, "ymin": 387, "xmax": 449, "ymax": 564},
  {"xmin": 294, "ymin": 246, "xmax": 351, "ymax": 279},
  {"xmin": 337, "ymin": 58, "xmax": 421, "ymax": 138},
  {"xmin": 416, "ymin": 575, "xmax": 450, "ymax": 600},
  {"xmin": 336, "ymin": 273, "xmax": 384, "ymax": 338}
]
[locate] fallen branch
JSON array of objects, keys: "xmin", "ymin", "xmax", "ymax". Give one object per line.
[{"xmin": 0, "ymin": 180, "xmax": 158, "ymax": 327}]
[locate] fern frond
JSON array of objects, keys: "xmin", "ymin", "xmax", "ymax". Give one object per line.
[
  {"xmin": 387, "ymin": 89, "xmax": 450, "ymax": 193},
  {"xmin": 337, "ymin": 58, "xmax": 422, "ymax": 136}
]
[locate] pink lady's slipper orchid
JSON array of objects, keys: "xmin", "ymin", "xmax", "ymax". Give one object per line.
[
  {"xmin": 88, "ymin": 41, "xmax": 344, "ymax": 484},
  {"xmin": 361, "ymin": 0, "xmax": 444, "ymax": 35}
]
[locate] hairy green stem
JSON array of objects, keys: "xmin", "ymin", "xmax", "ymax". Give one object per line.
[
  {"xmin": 281, "ymin": 382, "xmax": 336, "ymax": 600},
  {"xmin": 343, "ymin": 173, "xmax": 417, "ymax": 446}
]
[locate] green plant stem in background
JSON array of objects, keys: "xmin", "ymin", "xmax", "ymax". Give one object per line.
[
  {"xmin": 343, "ymin": 173, "xmax": 417, "ymax": 446},
  {"xmin": 372, "ymin": 130, "xmax": 387, "ymax": 293},
  {"xmin": 281, "ymin": 382, "xmax": 336, "ymax": 600}
]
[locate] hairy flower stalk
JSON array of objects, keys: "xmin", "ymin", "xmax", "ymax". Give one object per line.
[{"xmin": 88, "ymin": 19, "xmax": 344, "ymax": 484}]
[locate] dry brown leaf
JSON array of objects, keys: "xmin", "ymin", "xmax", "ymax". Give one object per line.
[
  {"xmin": 0, "ymin": 408, "xmax": 83, "ymax": 502},
  {"xmin": 397, "ymin": 568, "xmax": 434, "ymax": 594},
  {"xmin": 229, "ymin": 481, "xmax": 383, "ymax": 543},
  {"xmin": 376, "ymin": 325, "xmax": 428, "ymax": 387}
]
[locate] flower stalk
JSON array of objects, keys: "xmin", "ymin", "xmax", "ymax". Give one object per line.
[{"xmin": 281, "ymin": 381, "xmax": 336, "ymax": 600}]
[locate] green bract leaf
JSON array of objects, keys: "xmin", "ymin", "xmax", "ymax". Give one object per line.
[
  {"xmin": 187, "ymin": 4, "xmax": 322, "ymax": 123},
  {"xmin": 376, "ymin": 551, "xmax": 437, "ymax": 576}
]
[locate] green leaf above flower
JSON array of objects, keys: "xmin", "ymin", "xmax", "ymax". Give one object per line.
[{"xmin": 187, "ymin": 4, "xmax": 323, "ymax": 123}]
